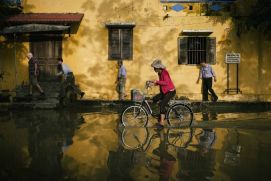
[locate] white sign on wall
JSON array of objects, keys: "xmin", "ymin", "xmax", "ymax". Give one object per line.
[{"xmin": 225, "ymin": 53, "xmax": 240, "ymax": 64}]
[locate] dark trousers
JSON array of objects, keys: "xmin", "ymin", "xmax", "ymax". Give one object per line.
[
  {"xmin": 60, "ymin": 72, "xmax": 83, "ymax": 98},
  {"xmin": 202, "ymin": 77, "xmax": 217, "ymax": 101},
  {"xmin": 153, "ymin": 90, "xmax": 176, "ymax": 114}
]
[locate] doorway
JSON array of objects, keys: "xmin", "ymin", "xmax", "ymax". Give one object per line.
[{"xmin": 30, "ymin": 34, "xmax": 62, "ymax": 82}]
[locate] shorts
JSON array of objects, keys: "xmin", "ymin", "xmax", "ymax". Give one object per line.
[
  {"xmin": 29, "ymin": 75, "xmax": 38, "ymax": 86},
  {"xmin": 117, "ymin": 77, "xmax": 126, "ymax": 94}
]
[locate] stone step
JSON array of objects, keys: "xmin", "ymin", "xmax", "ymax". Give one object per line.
[
  {"xmin": 15, "ymin": 82, "xmax": 62, "ymax": 98},
  {"xmin": 11, "ymin": 101, "xmax": 59, "ymax": 109}
]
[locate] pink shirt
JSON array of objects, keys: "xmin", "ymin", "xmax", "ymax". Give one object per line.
[{"xmin": 155, "ymin": 69, "xmax": 175, "ymax": 94}]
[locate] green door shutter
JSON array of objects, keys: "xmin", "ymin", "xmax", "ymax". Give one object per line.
[
  {"xmin": 121, "ymin": 29, "xmax": 133, "ymax": 60},
  {"xmin": 206, "ymin": 37, "xmax": 216, "ymax": 64},
  {"xmin": 178, "ymin": 37, "xmax": 188, "ymax": 65},
  {"xmin": 109, "ymin": 29, "xmax": 121, "ymax": 60}
]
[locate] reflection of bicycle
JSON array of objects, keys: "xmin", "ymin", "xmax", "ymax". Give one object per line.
[
  {"xmin": 121, "ymin": 85, "xmax": 194, "ymax": 127},
  {"xmin": 120, "ymin": 127, "xmax": 194, "ymax": 151}
]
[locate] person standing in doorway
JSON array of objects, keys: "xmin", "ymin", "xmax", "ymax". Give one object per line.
[
  {"xmin": 196, "ymin": 60, "xmax": 218, "ymax": 102},
  {"xmin": 116, "ymin": 60, "xmax": 127, "ymax": 100},
  {"xmin": 27, "ymin": 52, "xmax": 45, "ymax": 97}
]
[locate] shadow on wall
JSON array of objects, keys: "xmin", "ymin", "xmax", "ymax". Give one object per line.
[
  {"xmin": 0, "ymin": 1, "xmax": 35, "ymax": 90},
  {"xmin": 74, "ymin": 0, "xmax": 195, "ymax": 99},
  {"xmin": 71, "ymin": 0, "xmax": 173, "ymax": 98},
  {"xmin": 207, "ymin": 0, "xmax": 271, "ymax": 95},
  {"xmin": 0, "ymin": 36, "xmax": 29, "ymax": 90}
]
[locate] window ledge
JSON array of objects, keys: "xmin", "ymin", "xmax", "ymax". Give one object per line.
[
  {"xmin": 181, "ymin": 29, "xmax": 213, "ymax": 36},
  {"xmin": 105, "ymin": 22, "xmax": 136, "ymax": 29}
]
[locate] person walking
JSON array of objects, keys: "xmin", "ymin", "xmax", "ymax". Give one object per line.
[
  {"xmin": 116, "ymin": 60, "xmax": 127, "ymax": 100},
  {"xmin": 27, "ymin": 52, "xmax": 45, "ymax": 97},
  {"xmin": 196, "ymin": 60, "xmax": 218, "ymax": 102},
  {"xmin": 148, "ymin": 59, "xmax": 176, "ymax": 129},
  {"xmin": 56, "ymin": 58, "xmax": 85, "ymax": 99}
]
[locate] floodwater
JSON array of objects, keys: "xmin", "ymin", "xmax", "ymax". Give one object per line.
[{"xmin": 0, "ymin": 109, "xmax": 271, "ymax": 181}]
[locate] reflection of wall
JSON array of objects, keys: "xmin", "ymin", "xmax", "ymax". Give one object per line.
[
  {"xmin": 0, "ymin": 0, "xmax": 270, "ymax": 101},
  {"xmin": 62, "ymin": 113, "xmax": 119, "ymax": 180}
]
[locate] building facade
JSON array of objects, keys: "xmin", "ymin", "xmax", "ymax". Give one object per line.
[{"xmin": 0, "ymin": 0, "xmax": 270, "ymax": 101}]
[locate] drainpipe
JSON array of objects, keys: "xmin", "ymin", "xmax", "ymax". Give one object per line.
[{"xmin": 13, "ymin": 33, "xmax": 18, "ymax": 88}]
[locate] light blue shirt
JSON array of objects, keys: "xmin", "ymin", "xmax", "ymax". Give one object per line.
[
  {"xmin": 118, "ymin": 65, "xmax": 127, "ymax": 78},
  {"xmin": 62, "ymin": 64, "xmax": 72, "ymax": 75},
  {"xmin": 199, "ymin": 64, "xmax": 216, "ymax": 79}
]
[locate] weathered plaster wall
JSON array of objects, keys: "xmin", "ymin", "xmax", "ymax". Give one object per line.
[{"xmin": 0, "ymin": 0, "xmax": 270, "ymax": 100}]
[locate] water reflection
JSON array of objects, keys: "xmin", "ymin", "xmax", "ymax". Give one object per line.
[
  {"xmin": 0, "ymin": 110, "xmax": 83, "ymax": 181},
  {"xmin": 149, "ymin": 129, "xmax": 177, "ymax": 181},
  {"xmin": 27, "ymin": 111, "xmax": 83, "ymax": 180},
  {"xmin": 0, "ymin": 110, "xmax": 271, "ymax": 180},
  {"xmin": 177, "ymin": 111, "xmax": 217, "ymax": 180},
  {"xmin": 107, "ymin": 145, "xmax": 135, "ymax": 181},
  {"xmin": 223, "ymin": 129, "xmax": 241, "ymax": 166},
  {"xmin": 118, "ymin": 126, "xmax": 193, "ymax": 180}
]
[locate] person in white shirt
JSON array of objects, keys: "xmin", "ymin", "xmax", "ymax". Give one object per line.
[
  {"xmin": 196, "ymin": 60, "xmax": 218, "ymax": 102},
  {"xmin": 56, "ymin": 58, "xmax": 85, "ymax": 100},
  {"xmin": 115, "ymin": 60, "xmax": 127, "ymax": 100}
]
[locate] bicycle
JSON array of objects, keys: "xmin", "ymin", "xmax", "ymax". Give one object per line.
[
  {"xmin": 121, "ymin": 82, "xmax": 194, "ymax": 127},
  {"xmin": 117, "ymin": 125, "xmax": 194, "ymax": 178},
  {"xmin": 119, "ymin": 126, "xmax": 194, "ymax": 151}
]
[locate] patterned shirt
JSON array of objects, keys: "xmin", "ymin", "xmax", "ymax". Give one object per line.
[{"xmin": 199, "ymin": 64, "xmax": 216, "ymax": 79}]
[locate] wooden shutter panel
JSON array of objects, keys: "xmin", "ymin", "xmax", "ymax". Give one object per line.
[
  {"xmin": 178, "ymin": 37, "xmax": 188, "ymax": 64},
  {"xmin": 109, "ymin": 29, "xmax": 121, "ymax": 60},
  {"xmin": 206, "ymin": 37, "xmax": 216, "ymax": 64},
  {"xmin": 121, "ymin": 29, "xmax": 132, "ymax": 60}
]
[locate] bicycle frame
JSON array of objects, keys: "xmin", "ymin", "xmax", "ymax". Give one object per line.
[
  {"xmin": 124, "ymin": 85, "xmax": 194, "ymax": 127},
  {"xmin": 137, "ymin": 99, "xmax": 154, "ymax": 116},
  {"xmin": 136, "ymin": 96, "xmax": 180, "ymax": 121}
]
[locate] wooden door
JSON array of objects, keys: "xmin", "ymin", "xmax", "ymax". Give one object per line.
[{"xmin": 30, "ymin": 35, "xmax": 62, "ymax": 82}]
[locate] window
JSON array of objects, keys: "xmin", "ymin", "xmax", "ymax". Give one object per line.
[
  {"xmin": 30, "ymin": 35, "xmax": 62, "ymax": 81},
  {"xmin": 178, "ymin": 37, "xmax": 216, "ymax": 65},
  {"xmin": 107, "ymin": 28, "xmax": 133, "ymax": 60}
]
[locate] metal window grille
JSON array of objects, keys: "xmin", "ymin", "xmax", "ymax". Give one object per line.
[{"xmin": 187, "ymin": 37, "xmax": 207, "ymax": 64}]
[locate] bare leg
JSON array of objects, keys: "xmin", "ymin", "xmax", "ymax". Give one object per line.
[
  {"xmin": 29, "ymin": 84, "xmax": 33, "ymax": 95},
  {"xmin": 159, "ymin": 114, "xmax": 165, "ymax": 126},
  {"xmin": 36, "ymin": 84, "xmax": 44, "ymax": 93}
]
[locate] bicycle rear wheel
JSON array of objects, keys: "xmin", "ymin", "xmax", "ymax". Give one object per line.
[
  {"xmin": 166, "ymin": 103, "xmax": 193, "ymax": 127},
  {"xmin": 121, "ymin": 105, "xmax": 148, "ymax": 127},
  {"xmin": 121, "ymin": 127, "xmax": 149, "ymax": 150},
  {"xmin": 167, "ymin": 128, "xmax": 193, "ymax": 148}
]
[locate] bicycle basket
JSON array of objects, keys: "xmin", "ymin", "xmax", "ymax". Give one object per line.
[{"xmin": 131, "ymin": 89, "xmax": 145, "ymax": 102}]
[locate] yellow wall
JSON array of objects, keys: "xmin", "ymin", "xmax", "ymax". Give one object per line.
[{"xmin": 1, "ymin": 0, "xmax": 270, "ymax": 101}]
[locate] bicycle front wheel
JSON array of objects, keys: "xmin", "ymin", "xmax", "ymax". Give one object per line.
[
  {"xmin": 121, "ymin": 105, "xmax": 148, "ymax": 127},
  {"xmin": 121, "ymin": 127, "xmax": 149, "ymax": 150},
  {"xmin": 167, "ymin": 128, "xmax": 193, "ymax": 148},
  {"xmin": 167, "ymin": 103, "xmax": 193, "ymax": 127}
]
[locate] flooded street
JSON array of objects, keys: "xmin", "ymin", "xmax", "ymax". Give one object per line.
[{"xmin": 0, "ymin": 110, "xmax": 271, "ymax": 181}]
